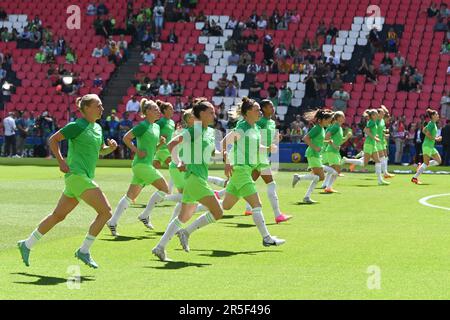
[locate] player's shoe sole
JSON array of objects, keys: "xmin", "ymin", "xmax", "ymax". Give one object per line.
[
  {"xmin": 75, "ymin": 249, "xmax": 98, "ymax": 269},
  {"xmin": 17, "ymin": 240, "xmax": 30, "ymax": 267}
]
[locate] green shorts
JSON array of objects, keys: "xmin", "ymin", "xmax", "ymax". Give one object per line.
[
  {"xmin": 422, "ymin": 146, "xmax": 439, "ymax": 157},
  {"xmin": 307, "ymin": 156, "xmax": 323, "ymax": 169},
  {"xmin": 182, "ymin": 174, "xmax": 215, "ymax": 204},
  {"xmin": 323, "ymin": 152, "xmax": 341, "ymax": 166},
  {"xmin": 169, "ymin": 164, "xmax": 186, "ymax": 190},
  {"xmin": 131, "ymin": 164, "xmax": 164, "ymax": 187},
  {"xmin": 377, "ymin": 141, "xmax": 387, "ymax": 151},
  {"xmin": 226, "ymin": 166, "xmax": 257, "ymax": 198},
  {"xmin": 63, "ymin": 174, "xmax": 99, "ymax": 201},
  {"xmin": 363, "ymin": 143, "xmax": 377, "ymax": 155},
  {"xmin": 154, "ymin": 148, "xmax": 171, "ymax": 165}
]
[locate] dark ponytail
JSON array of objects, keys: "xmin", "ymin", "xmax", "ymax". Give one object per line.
[
  {"xmin": 426, "ymin": 108, "xmax": 438, "ymax": 119},
  {"xmin": 303, "ymin": 108, "xmax": 334, "ymax": 123}
]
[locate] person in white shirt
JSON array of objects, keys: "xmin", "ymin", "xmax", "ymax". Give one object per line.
[
  {"xmin": 184, "ymin": 49, "xmax": 197, "ymax": 66},
  {"xmin": 257, "ymin": 17, "xmax": 268, "ymax": 29},
  {"xmin": 92, "ymin": 44, "xmax": 103, "ymax": 58},
  {"xmin": 159, "ymin": 81, "xmax": 173, "ymax": 96},
  {"xmin": 226, "ymin": 17, "xmax": 238, "ymax": 29},
  {"xmin": 143, "ymin": 50, "xmax": 156, "ymax": 64},
  {"xmin": 87, "ymin": 3, "xmax": 97, "ymax": 16},
  {"xmin": 126, "ymin": 96, "xmax": 140, "ymax": 112},
  {"xmin": 154, "ymin": 2, "xmax": 165, "ymax": 32},
  {"xmin": 3, "ymin": 112, "xmax": 17, "ymax": 157}
]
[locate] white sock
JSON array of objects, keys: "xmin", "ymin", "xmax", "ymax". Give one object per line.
[
  {"xmin": 267, "ymin": 181, "xmax": 282, "ymax": 218},
  {"xmin": 429, "ymin": 160, "xmax": 439, "ymax": 167},
  {"xmin": 251, "ymin": 207, "xmax": 270, "ymax": 238},
  {"xmin": 24, "ymin": 229, "xmax": 43, "ymax": 249},
  {"xmin": 109, "ymin": 196, "xmax": 131, "ymax": 226},
  {"xmin": 322, "ymin": 173, "xmax": 332, "ymax": 188},
  {"xmin": 305, "ymin": 175, "xmax": 319, "ymax": 198},
  {"xmin": 79, "ymin": 234, "xmax": 96, "ymax": 254},
  {"xmin": 168, "ymin": 179, "xmax": 174, "ymax": 193},
  {"xmin": 185, "ymin": 212, "xmax": 216, "ymax": 235},
  {"xmin": 165, "ymin": 193, "xmax": 183, "ymax": 202},
  {"xmin": 217, "ymin": 189, "xmax": 226, "ymax": 198},
  {"xmin": 170, "ymin": 202, "xmax": 182, "ymax": 221},
  {"xmin": 245, "ymin": 201, "xmax": 252, "ymax": 212},
  {"xmin": 375, "ymin": 162, "xmax": 383, "ymax": 183},
  {"xmin": 323, "ymin": 167, "xmax": 337, "ymax": 188},
  {"xmin": 344, "ymin": 158, "xmax": 364, "ymax": 166},
  {"xmin": 298, "ymin": 173, "xmax": 320, "ymax": 181},
  {"xmin": 328, "ymin": 174, "xmax": 338, "ymax": 188},
  {"xmin": 208, "ymin": 176, "xmax": 226, "ymax": 187},
  {"xmin": 139, "ymin": 191, "xmax": 167, "ymax": 220},
  {"xmin": 157, "ymin": 218, "xmax": 183, "ymax": 249},
  {"xmin": 414, "ymin": 163, "xmax": 427, "ymax": 178},
  {"xmin": 380, "ymin": 156, "xmax": 387, "ymax": 174}
]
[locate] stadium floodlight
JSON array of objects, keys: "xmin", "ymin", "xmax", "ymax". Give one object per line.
[{"xmin": 62, "ymin": 76, "xmax": 74, "ymax": 86}]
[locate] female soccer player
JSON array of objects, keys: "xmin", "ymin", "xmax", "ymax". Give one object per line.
[
  {"xmin": 18, "ymin": 94, "xmax": 118, "ymax": 269},
  {"xmin": 152, "ymin": 98, "xmax": 223, "ymax": 261},
  {"xmin": 376, "ymin": 105, "xmax": 394, "ymax": 179},
  {"xmin": 153, "ymin": 101, "xmax": 175, "ymax": 169},
  {"xmin": 321, "ymin": 111, "xmax": 352, "ymax": 193},
  {"xmin": 173, "ymin": 97, "xmax": 286, "ymax": 256},
  {"xmin": 242, "ymin": 99, "xmax": 292, "ymax": 224},
  {"xmin": 107, "ymin": 98, "xmax": 169, "ymax": 236},
  {"xmin": 412, "ymin": 108, "xmax": 442, "ymax": 184},
  {"xmin": 292, "ymin": 109, "xmax": 334, "ymax": 203},
  {"xmin": 139, "ymin": 108, "xmax": 227, "ymax": 227},
  {"xmin": 343, "ymin": 109, "xmax": 390, "ymax": 186}
]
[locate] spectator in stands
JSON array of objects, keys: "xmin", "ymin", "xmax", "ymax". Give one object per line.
[
  {"xmin": 195, "ymin": 11, "xmax": 207, "ymax": 23},
  {"xmin": 393, "ymin": 51, "xmax": 405, "ymax": 68},
  {"xmin": 224, "ymin": 36, "xmax": 237, "ymax": 52},
  {"xmin": 159, "ymin": 80, "xmax": 173, "ymax": 96},
  {"xmin": 226, "ymin": 16, "xmax": 238, "ymax": 30},
  {"xmin": 106, "ymin": 110, "xmax": 120, "ymax": 146},
  {"xmin": 87, "ymin": 3, "xmax": 97, "ymax": 16},
  {"xmin": 140, "ymin": 30, "xmax": 153, "ymax": 52},
  {"xmin": 397, "ymin": 75, "xmax": 410, "ymax": 92},
  {"xmin": 279, "ymin": 58, "xmax": 291, "ymax": 74},
  {"xmin": 214, "ymin": 74, "xmax": 228, "ymax": 96},
  {"xmin": 65, "ymin": 48, "xmax": 76, "ymax": 64},
  {"xmin": 231, "ymin": 75, "xmax": 240, "ymax": 90},
  {"xmin": 434, "ymin": 17, "xmax": 448, "ymax": 32},
  {"xmin": 0, "ymin": 65, "xmax": 6, "ymax": 82},
  {"xmin": 210, "ymin": 20, "xmax": 224, "ymax": 36},
  {"xmin": 358, "ymin": 58, "xmax": 377, "ymax": 84},
  {"xmin": 238, "ymin": 50, "xmax": 252, "ymax": 67},
  {"xmin": 263, "ymin": 38, "xmax": 275, "ymax": 65},
  {"xmin": 97, "ymin": 2, "xmax": 109, "ymax": 16},
  {"xmin": 270, "ymin": 10, "xmax": 281, "ymax": 30},
  {"xmin": 279, "ymin": 83, "xmax": 293, "ymax": 106},
  {"xmin": 197, "ymin": 51, "xmax": 209, "ymax": 65},
  {"xmin": 184, "ymin": 49, "xmax": 197, "ymax": 66},
  {"xmin": 408, "ymin": 76, "xmax": 420, "ymax": 93},
  {"xmin": 438, "ymin": 3, "xmax": 449, "ymax": 18},
  {"xmin": 224, "ymin": 81, "xmax": 238, "ymax": 97},
  {"xmin": 442, "ymin": 120, "xmax": 450, "ymax": 165},
  {"xmin": 92, "ymin": 43, "xmax": 104, "ymax": 58},
  {"xmin": 304, "ymin": 72, "xmax": 318, "ymax": 99},
  {"xmin": 119, "ymin": 112, "xmax": 133, "ymax": 159},
  {"xmin": 289, "ymin": 10, "xmax": 300, "ymax": 24},
  {"xmin": 174, "ymin": 97, "xmax": 184, "ymax": 112},
  {"xmin": 168, "ymin": 30, "xmax": 178, "ymax": 43},
  {"xmin": 275, "ymin": 43, "xmax": 288, "ymax": 60},
  {"xmin": 330, "ymin": 72, "xmax": 343, "ymax": 92},
  {"xmin": 386, "ymin": 28, "xmax": 398, "ymax": 52},
  {"xmin": 379, "ymin": 60, "xmax": 392, "ymax": 75},
  {"xmin": 441, "ymin": 90, "xmax": 450, "ymax": 119},
  {"xmin": 332, "ymin": 88, "xmax": 350, "ymax": 112},
  {"xmin": 249, "ymin": 79, "xmax": 262, "ymax": 100},
  {"xmin": 257, "ymin": 14, "xmax": 268, "ymax": 29},
  {"xmin": 172, "ymin": 80, "xmax": 184, "ymax": 96},
  {"xmin": 327, "ymin": 23, "xmax": 338, "ymax": 39},
  {"xmin": 302, "ymin": 38, "xmax": 311, "ymax": 50},
  {"xmin": 142, "ymin": 49, "xmax": 156, "ymax": 65},
  {"xmin": 247, "ymin": 61, "xmax": 261, "ymax": 75},
  {"xmin": 247, "ymin": 11, "xmax": 258, "ymax": 29},
  {"xmin": 268, "ymin": 82, "xmax": 279, "ymax": 102},
  {"xmin": 35, "ymin": 50, "xmax": 46, "ymax": 64},
  {"xmin": 0, "ymin": 8, "xmax": 6, "ymax": 21},
  {"xmin": 228, "ymin": 51, "xmax": 240, "ymax": 66},
  {"xmin": 316, "ymin": 20, "xmax": 327, "ymax": 37},
  {"xmin": 245, "ymin": 29, "xmax": 259, "ymax": 44},
  {"xmin": 369, "ymin": 26, "xmax": 382, "ymax": 52},
  {"xmin": 126, "ymin": 96, "xmax": 140, "ymax": 113},
  {"xmin": 154, "ymin": 1, "xmax": 165, "ymax": 32},
  {"xmin": 392, "ymin": 118, "xmax": 406, "ymax": 164},
  {"xmin": 151, "ymin": 34, "xmax": 162, "ymax": 51},
  {"xmin": 3, "ymin": 112, "xmax": 17, "ymax": 157},
  {"xmin": 428, "ymin": 3, "xmax": 439, "ymax": 17}
]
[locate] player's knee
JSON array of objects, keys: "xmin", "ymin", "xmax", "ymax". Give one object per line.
[{"xmin": 222, "ymin": 202, "xmax": 232, "ymax": 211}]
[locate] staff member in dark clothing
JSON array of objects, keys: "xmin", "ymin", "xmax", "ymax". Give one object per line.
[{"xmin": 442, "ymin": 120, "xmax": 450, "ymax": 166}]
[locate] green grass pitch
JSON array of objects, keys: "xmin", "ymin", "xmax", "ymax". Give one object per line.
[{"xmin": 0, "ymin": 165, "xmax": 449, "ymax": 299}]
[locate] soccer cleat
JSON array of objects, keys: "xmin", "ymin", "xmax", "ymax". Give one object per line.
[
  {"xmin": 75, "ymin": 249, "xmax": 98, "ymax": 269},
  {"xmin": 355, "ymin": 151, "xmax": 364, "ymax": 159},
  {"xmin": 324, "ymin": 188, "xmax": 338, "ymax": 193},
  {"xmin": 292, "ymin": 174, "xmax": 301, "ymax": 188},
  {"xmin": 263, "ymin": 236, "xmax": 286, "ymax": 247},
  {"xmin": 275, "ymin": 214, "xmax": 292, "ymax": 224},
  {"xmin": 152, "ymin": 246, "xmax": 172, "ymax": 262},
  {"xmin": 378, "ymin": 180, "xmax": 390, "ymax": 186},
  {"xmin": 303, "ymin": 197, "xmax": 317, "ymax": 204},
  {"xmin": 244, "ymin": 210, "xmax": 253, "ymax": 216},
  {"xmin": 138, "ymin": 216, "xmax": 154, "ymax": 230},
  {"xmin": 106, "ymin": 223, "xmax": 119, "ymax": 237},
  {"xmin": 384, "ymin": 173, "xmax": 395, "ymax": 179},
  {"xmin": 17, "ymin": 241, "xmax": 30, "ymax": 267},
  {"xmin": 411, "ymin": 177, "xmax": 422, "ymax": 185},
  {"xmin": 176, "ymin": 229, "xmax": 190, "ymax": 252},
  {"xmin": 348, "ymin": 164, "xmax": 356, "ymax": 172}
]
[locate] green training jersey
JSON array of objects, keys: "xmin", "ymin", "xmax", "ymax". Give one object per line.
[
  {"xmin": 233, "ymin": 120, "xmax": 260, "ymax": 168},
  {"xmin": 182, "ymin": 124, "xmax": 215, "ymax": 180},
  {"xmin": 324, "ymin": 123, "xmax": 344, "ymax": 154},
  {"xmin": 257, "ymin": 116, "xmax": 277, "ymax": 147},
  {"xmin": 131, "ymin": 120, "xmax": 160, "ymax": 167},
  {"xmin": 365, "ymin": 119, "xmax": 378, "ymax": 145},
  {"xmin": 423, "ymin": 121, "xmax": 437, "ymax": 149},
  {"xmin": 60, "ymin": 118, "xmax": 103, "ymax": 179},
  {"xmin": 305, "ymin": 124, "xmax": 325, "ymax": 158},
  {"xmin": 156, "ymin": 117, "xmax": 175, "ymax": 151},
  {"xmin": 376, "ymin": 119, "xmax": 386, "ymax": 144}
]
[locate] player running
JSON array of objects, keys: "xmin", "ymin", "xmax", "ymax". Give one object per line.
[
  {"xmin": 153, "ymin": 101, "xmax": 175, "ymax": 169},
  {"xmin": 343, "ymin": 109, "xmax": 390, "ymax": 186},
  {"xmin": 18, "ymin": 94, "xmax": 118, "ymax": 269},
  {"xmin": 152, "ymin": 98, "xmax": 223, "ymax": 261},
  {"xmin": 107, "ymin": 98, "xmax": 169, "ymax": 236},
  {"xmin": 412, "ymin": 108, "xmax": 442, "ymax": 184},
  {"xmin": 242, "ymin": 99, "xmax": 291, "ymax": 223},
  {"xmin": 321, "ymin": 111, "xmax": 352, "ymax": 193},
  {"xmin": 376, "ymin": 105, "xmax": 394, "ymax": 179},
  {"xmin": 292, "ymin": 109, "xmax": 334, "ymax": 203}
]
